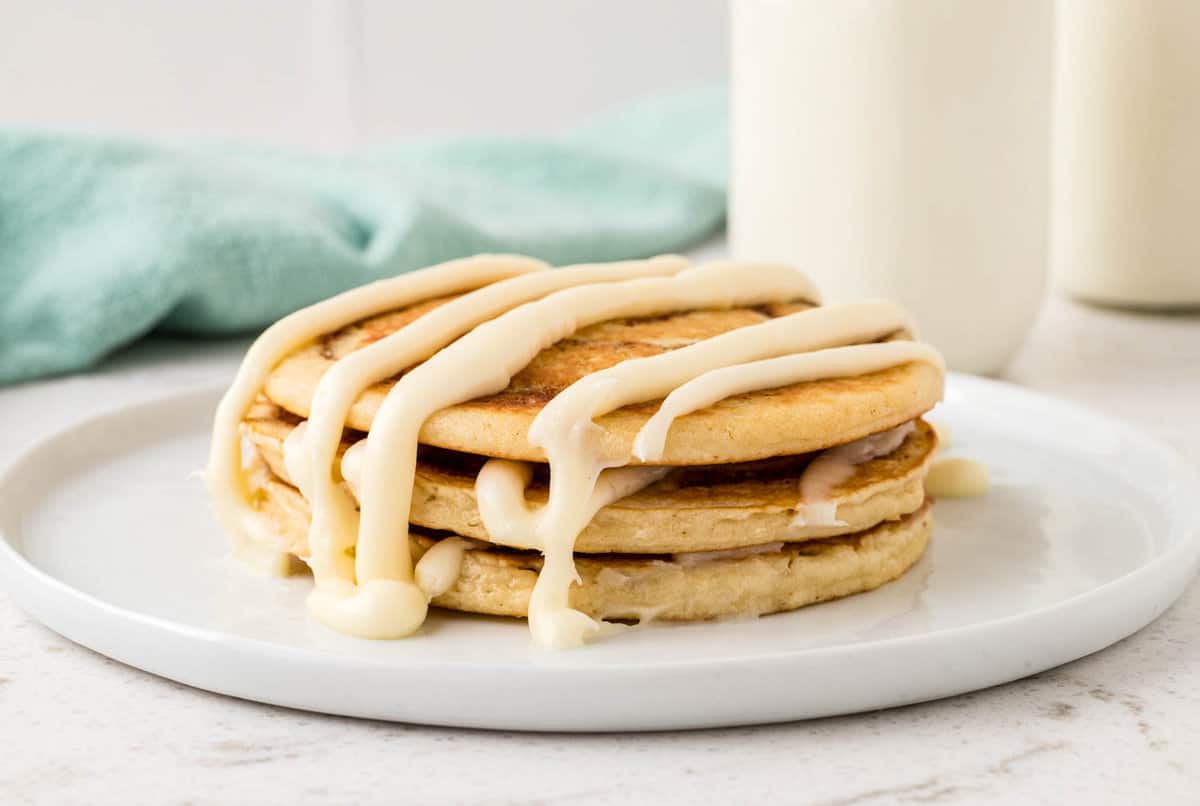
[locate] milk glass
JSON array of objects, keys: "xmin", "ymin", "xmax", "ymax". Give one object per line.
[
  {"xmin": 1053, "ymin": 0, "xmax": 1200, "ymax": 307},
  {"xmin": 730, "ymin": 0, "xmax": 1053, "ymax": 374}
]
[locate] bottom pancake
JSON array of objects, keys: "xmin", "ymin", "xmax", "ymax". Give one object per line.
[{"xmin": 249, "ymin": 466, "xmax": 932, "ymax": 623}]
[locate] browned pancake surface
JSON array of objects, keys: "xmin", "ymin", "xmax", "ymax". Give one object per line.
[{"xmin": 264, "ymin": 297, "xmax": 942, "ymax": 463}]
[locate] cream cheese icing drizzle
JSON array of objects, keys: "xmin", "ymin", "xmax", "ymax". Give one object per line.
[
  {"xmin": 294, "ymin": 255, "xmax": 688, "ymax": 627},
  {"xmin": 288, "ymin": 424, "xmax": 468, "ymax": 600},
  {"xmin": 627, "ymin": 309, "xmax": 933, "ymax": 461},
  {"xmin": 210, "ymin": 254, "xmax": 947, "ymax": 648},
  {"xmin": 925, "ymin": 457, "xmax": 990, "ymax": 498},
  {"xmin": 339, "ymin": 439, "xmax": 366, "ymax": 501},
  {"xmin": 621, "ymin": 340, "xmax": 941, "ymax": 528},
  {"xmin": 205, "ymin": 254, "xmax": 546, "ymax": 574},
  {"xmin": 474, "ymin": 460, "xmax": 672, "ymax": 550},
  {"xmin": 281, "ymin": 421, "xmax": 313, "ymax": 499},
  {"xmin": 512, "ymin": 309, "xmax": 938, "ymax": 648},
  {"xmin": 919, "ymin": 420, "xmax": 989, "ymax": 498},
  {"xmin": 792, "ymin": 421, "xmax": 916, "ymax": 528},
  {"xmin": 413, "ymin": 537, "xmax": 469, "ymax": 600},
  {"xmin": 331, "ymin": 261, "xmax": 818, "ymax": 641}
]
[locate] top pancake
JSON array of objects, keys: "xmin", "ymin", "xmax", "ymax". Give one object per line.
[{"xmin": 263, "ymin": 295, "xmax": 943, "ymax": 464}]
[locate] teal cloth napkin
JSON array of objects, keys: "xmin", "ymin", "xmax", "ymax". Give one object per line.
[{"xmin": 0, "ymin": 88, "xmax": 726, "ymax": 384}]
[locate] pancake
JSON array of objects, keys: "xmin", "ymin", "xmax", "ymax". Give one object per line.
[
  {"xmin": 263, "ymin": 299, "xmax": 943, "ymax": 464},
  {"xmin": 242, "ymin": 406, "xmax": 936, "ymax": 554},
  {"xmin": 209, "ymin": 255, "xmax": 949, "ymax": 646},
  {"xmin": 249, "ymin": 467, "xmax": 932, "ymax": 622}
]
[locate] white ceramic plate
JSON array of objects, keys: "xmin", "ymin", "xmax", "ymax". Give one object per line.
[{"xmin": 1, "ymin": 375, "xmax": 1198, "ymax": 731}]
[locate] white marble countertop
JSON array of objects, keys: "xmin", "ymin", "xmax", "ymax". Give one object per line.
[{"xmin": 2, "ymin": 294, "xmax": 1199, "ymax": 805}]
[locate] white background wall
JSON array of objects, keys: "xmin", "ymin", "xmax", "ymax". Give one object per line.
[{"xmin": 0, "ymin": 0, "xmax": 728, "ymax": 149}]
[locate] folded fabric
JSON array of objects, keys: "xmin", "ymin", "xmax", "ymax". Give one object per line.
[{"xmin": 0, "ymin": 87, "xmax": 726, "ymax": 384}]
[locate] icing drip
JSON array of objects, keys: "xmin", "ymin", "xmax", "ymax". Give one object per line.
[
  {"xmin": 922, "ymin": 420, "xmax": 989, "ymax": 498},
  {"xmin": 633, "ymin": 340, "xmax": 942, "ymax": 462},
  {"xmin": 474, "ymin": 460, "xmax": 672, "ymax": 550},
  {"xmin": 414, "ymin": 537, "xmax": 469, "ymax": 600},
  {"xmin": 339, "ymin": 439, "xmax": 366, "ymax": 501},
  {"xmin": 925, "ymin": 457, "xmax": 989, "ymax": 498},
  {"xmin": 205, "ymin": 254, "xmax": 547, "ymax": 574},
  {"xmin": 281, "ymin": 421, "xmax": 313, "ymax": 499},
  {"xmin": 792, "ymin": 422, "xmax": 916, "ymax": 528}
]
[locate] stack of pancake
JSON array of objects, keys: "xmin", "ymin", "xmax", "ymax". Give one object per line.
[{"xmin": 236, "ymin": 292, "xmax": 942, "ymax": 624}]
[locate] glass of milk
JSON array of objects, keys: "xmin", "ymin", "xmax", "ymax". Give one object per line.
[
  {"xmin": 1053, "ymin": 0, "xmax": 1200, "ymax": 307},
  {"xmin": 730, "ymin": 0, "xmax": 1054, "ymax": 374}
]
